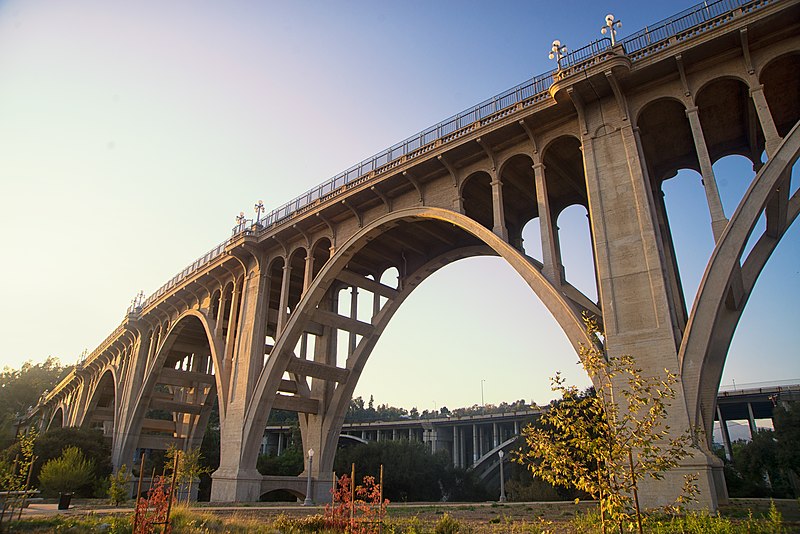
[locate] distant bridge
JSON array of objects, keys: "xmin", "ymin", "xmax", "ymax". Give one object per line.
[{"xmin": 20, "ymin": 0, "xmax": 800, "ymax": 510}]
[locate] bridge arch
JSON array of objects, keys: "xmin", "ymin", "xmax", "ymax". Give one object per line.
[
  {"xmin": 115, "ymin": 310, "xmax": 223, "ymax": 468},
  {"xmin": 240, "ymin": 206, "xmax": 597, "ymax": 477},
  {"xmin": 48, "ymin": 406, "xmax": 64, "ymax": 431},
  {"xmin": 80, "ymin": 369, "xmax": 117, "ymax": 434},
  {"xmin": 680, "ymin": 120, "xmax": 800, "ymax": 450}
]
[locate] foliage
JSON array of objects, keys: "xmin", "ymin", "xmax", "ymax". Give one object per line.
[
  {"xmin": 165, "ymin": 445, "xmax": 212, "ymax": 505},
  {"xmin": 257, "ymin": 446, "xmax": 304, "ymax": 476},
  {"xmin": 0, "ymin": 429, "xmax": 37, "ymax": 491},
  {"xmin": 433, "ymin": 513, "xmax": 462, "ymax": 534},
  {"xmin": 716, "ymin": 402, "xmax": 800, "ymax": 498},
  {"xmin": 0, "ymin": 357, "xmax": 67, "ymax": 448},
  {"xmin": 324, "ymin": 472, "xmax": 388, "ymax": 533},
  {"xmin": 334, "ymin": 439, "xmax": 488, "ymax": 502},
  {"xmin": 133, "ymin": 475, "xmax": 175, "ymax": 534},
  {"xmin": 23, "ymin": 426, "xmax": 112, "ymax": 494},
  {"xmin": 516, "ymin": 315, "xmax": 695, "ymax": 531},
  {"xmin": 37, "ymin": 445, "xmax": 95, "ymax": 496},
  {"xmin": 109, "ymin": 464, "xmax": 133, "ymax": 506}
]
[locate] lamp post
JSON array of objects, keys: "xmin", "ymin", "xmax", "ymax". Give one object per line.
[
  {"xmin": 303, "ymin": 448, "xmax": 314, "ymax": 506},
  {"xmin": 549, "ymin": 40, "xmax": 568, "ymax": 70},
  {"xmin": 498, "ymin": 450, "xmax": 507, "ymax": 502},
  {"xmin": 235, "ymin": 211, "xmax": 246, "ymax": 231},
  {"xmin": 601, "ymin": 14, "xmax": 622, "ymax": 46},
  {"xmin": 481, "ymin": 379, "xmax": 485, "ymax": 406},
  {"xmin": 254, "ymin": 200, "xmax": 264, "ymax": 224}
]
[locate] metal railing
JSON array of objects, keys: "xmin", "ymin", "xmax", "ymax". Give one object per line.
[{"xmin": 132, "ymin": 0, "xmax": 773, "ymax": 330}]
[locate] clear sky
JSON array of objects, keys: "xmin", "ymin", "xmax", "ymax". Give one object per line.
[{"xmin": 0, "ymin": 0, "xmax": 797, "ymax": 412}]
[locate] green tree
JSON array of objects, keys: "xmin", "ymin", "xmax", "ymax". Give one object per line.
[
  {"xmin": 334, "ymin": 439, "xmax": 488, "ymax": 502},
  {"xmin": 38, "ymin": 446, "xmax": 95, "ymax": 497},
  {"xmin": 0, "ymin": 429, "xmax": 36, "ymax": 491},
  {"xmin": 108, "ymin": 464, "xmax": 132, "ymax": 505},
  {"xmin": 29, "ymin": 427, "xmax": 112, "ymax": 493},
  {"xmin": 165, "ymin": 445, "xmax": 212, "ymax": 504},
  {"xmin": 515, "ymin": 316, "xmax": 694, "ymax": 533},
  {"xmin": 0, "ymin": 357, "xmax": 67, "ymax": 447}
]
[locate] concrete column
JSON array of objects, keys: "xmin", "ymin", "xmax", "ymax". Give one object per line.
[
  {"xmin": 276, "ymin": 266, "xmax": 292, "ymax": 334},
  {"xmin": 472, "ymin": 424, "xmax": 479, "ymax": 464},
  {"xmin": 451, "ymin": 425, "xmax": 460, "ymax": 467},
  {"xmin": 685, "ymin": 106, "xmax": 728, "ymax": 241},
  {"xmin": 430, "ymin": 429, "xmax": 437, "ymax": 453},
  {"xmin": 392, "ymin": 428, "xmax": 397, "ymax": 441},
  {"xmin": 533, "ymin": 162, "xmax": 563, "ymax": 283},
  {"xmin": 303, "ymin": 254, "xmax": 315, "ymax": 295},
  {"xmin": 490, "ymin": 178, "xmax": 509, "ymax": 241},
  {"xmin": 716, "ymin": 406, "xmax": 732, "ymax": 462},
  {"xmin": 361, "ymin": 430, "xmax": 366, "ymax": 441},
  {"xmin": 749, "ymin": 84, "xmax": 781, "ymax": 157},
  {"xmin": 277, "ymin": 432, "xmax": 284, "ymax": 456},
  {"xmin": 492, "ymin": 423, "xmax": 498, "ymax": 448},
  {"xmin": 514, "ymin": 420, "xmax": 519, "ymax": 435},
  {"xmin": 747, "ymin": 402, "xmax": 758, "ymax": 438},
  {"xmin": 348, "ymin": 287, "xmax": 358, "ymax": 355}
]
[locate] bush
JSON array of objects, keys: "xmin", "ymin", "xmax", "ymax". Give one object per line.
[
  {"xmin": 434, "ymin": 513, "xmax": 462, "ymax": 534},
  {"xmin": 38, "ymin": 446, "xmax": 95, "ymax": 497}
]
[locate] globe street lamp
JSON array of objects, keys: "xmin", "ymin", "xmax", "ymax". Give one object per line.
[
  {"xmin": 303, "ymin": 448, "xmax": 314, "ymax": 506},
  {"xmin": 235, "ymin": 211, "xmax": 246, "ymax": 231},
  {"xmin": 549, "ymin": 40, "xmax": 568, "ymax": 70},
  {"xmin": 601, "ymin": 14, "xmax": 622, "ymax": 46},
  {"xmin": 498, "ymin": 450, "xmax": 507, "ymax": 502},
  {"xmin": 254, "ymin": 200, "xmax": 265, "ymax": 224}
]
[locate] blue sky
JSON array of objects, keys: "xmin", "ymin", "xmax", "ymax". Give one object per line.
[{"xmin": 0, "ymin": 0, "xmax": 797, "ymax": 410}]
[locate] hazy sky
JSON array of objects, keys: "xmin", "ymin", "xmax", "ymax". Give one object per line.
[{"xmin": 0, "ymin": 0, "xmax": 797, "ymax": 411}]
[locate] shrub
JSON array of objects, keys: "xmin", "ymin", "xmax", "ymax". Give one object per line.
[
  {"xmin": 38, "ymin": 446, "xmax": 95, "ymax": 496},
  {"xmin": 434, "ymin": 513, "xmax": 462, "ymax": 534}
]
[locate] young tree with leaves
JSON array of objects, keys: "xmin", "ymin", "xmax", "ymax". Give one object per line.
[{"xmin": 515, "ymin": 315, "xmax": 695, "ymax": 533}]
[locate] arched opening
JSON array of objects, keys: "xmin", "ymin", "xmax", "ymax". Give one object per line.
[
  {"xmin": 761, "ymin": 53, "xmax": 800, "ymax": 138},
  {"xmin": 134, "ymin": 314, "xmax": 219, "ymax": 502},
  {"xmin": 286, "ymin": 248, "xmax": 307, "ymax": 314},
  {"xmin": 260, "ymin": 488, "xmax": 303, "ymax": 502},
  {"xmin": 639, "ymin": 97, "xmax": 710, "ymax": 327},
  {"xmin": 499, "ymin": 154, "xmax": 538, "ymax": 251},
  {"xmin": 210, "ymin": 289, "xmax": 221, "ymax": 322},
  {"xmin": 311, "ymin": 237, "xmax": 333, "ymax": 280},
  {"xmin": 49, "ymin": 407, "xmax": 64, "ymax": 430},
  {"xmin": 542, "ymin": 135, "xmax": 595, "ymax": 299},
  {"xmin": 696, "ymin": 77, "xmax": 765, "ymax": 166},
  {"xmin": 266, "ymin": 257, "xmax": 285, "ymax": 345},
  {"xmin": 83, "ymin": 370, "xmax": 116, "ymax": 438},
  {"xmin": 461, "ymin": 171, "xmax": 494, "ymax": 231},
  {"xmin": 555, "ymin": 205, "xmax": 597, "ymax": 302},
  {"xmin": 221, "ymin": 282, "xmax": 234, "ymax": 338},
  {"xmin": 521, "ymin": 218, "xmax": 543, "ymax": 262}
]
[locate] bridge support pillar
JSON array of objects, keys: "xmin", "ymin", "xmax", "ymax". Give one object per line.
[{"xmin": 579, "ymin": 101, "xmax": 721, "ymax": 510}]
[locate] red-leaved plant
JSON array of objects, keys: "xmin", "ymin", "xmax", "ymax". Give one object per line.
[{"xmin": 324, "ymin": 473, "xmax": 389, "ymax": 533}]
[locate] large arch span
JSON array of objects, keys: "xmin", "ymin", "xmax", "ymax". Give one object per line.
[{"xmin": 231, "ymin": 207, "xmax": 598, "ymax": 483}]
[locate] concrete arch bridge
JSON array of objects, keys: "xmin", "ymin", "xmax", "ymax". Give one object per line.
[{"xmin": 23, "ymin": 0, "xmax": 800, "ymax": 511}]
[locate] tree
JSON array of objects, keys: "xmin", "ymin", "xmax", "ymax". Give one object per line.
[
  {"xmin": 38, "ymin": 446, "xmax": 95, "ymax": 497},
  {"xmin": 515, "ymin": 315, "xmax": 694, "ymax": 533},
  {"xmin": 0, "ymin": 357, "xmax": 67, "ymax": 448},
  {"xmin": 334, "ymin": 439, "xmax": 488, "ymax": 502},
  {"xmin": 28, "ymin": 427, "xmax": 112, "ymax": 494},
  {"xmin": 108, "ymin": 464, "xmax": 132, "ymax": 505},
  {"xmin": 165, "ymin": 445, "xmax": 211, "ymax": 504}
]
